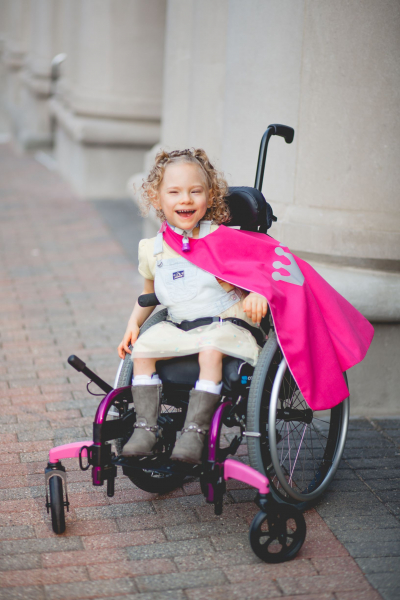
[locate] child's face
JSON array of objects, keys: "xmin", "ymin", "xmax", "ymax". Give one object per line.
[{"xmin": 155, "ymin": 162, "xmax": 211, "ymax": 230}]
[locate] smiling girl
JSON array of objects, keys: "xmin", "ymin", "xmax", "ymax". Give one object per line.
[{"xmin": 117, "ymin": 149, "xmax": 268, "ymax": 463}]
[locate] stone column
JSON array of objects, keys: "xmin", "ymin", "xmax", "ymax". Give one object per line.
[
  {"xmin": 16, "ymin": 0, "xmax": 63, "ymax": 149},
  {"xmin": 51, "ymin": 0, "xmax": 166, "ymax": 199},
  {"xmin": 1, "ymin": 0, "xmax": 31, "ymax": 136}
]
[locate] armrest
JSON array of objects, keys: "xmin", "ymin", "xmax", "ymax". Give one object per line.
[{"xmin": 138, "ymin": 293, "xmax": 161, "ymax": 307}]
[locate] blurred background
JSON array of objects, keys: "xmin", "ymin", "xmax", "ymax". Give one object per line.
[{"xmin": 0, "ymin": 0, "xmax": 399, "ymax": 414}]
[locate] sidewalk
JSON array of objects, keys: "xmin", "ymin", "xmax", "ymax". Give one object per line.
[{"xmin": 0, "ymin": 144, "xmax": 398, "ymax": 600}]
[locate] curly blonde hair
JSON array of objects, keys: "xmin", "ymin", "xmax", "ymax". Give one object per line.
[{"xmin": 139, "ymin": 148, "xmax": 230, "ymax": 224}]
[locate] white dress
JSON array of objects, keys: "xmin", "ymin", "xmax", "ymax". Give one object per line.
[{"xmin": 131, "ymin": 225, "xmax": 262, "ymax": 366}]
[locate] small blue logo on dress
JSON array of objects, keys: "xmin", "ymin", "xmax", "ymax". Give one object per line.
[{"xmin": 173, "ymin": 271, "xmax": 184, "ymax": 280}]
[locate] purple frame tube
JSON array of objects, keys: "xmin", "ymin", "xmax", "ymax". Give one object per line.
[
  {"xmin": 208, "ymin": 401, "xmax": 232, "ymax": 463},
  {"xmin": 92, "ymin": 386, "xmax": 131, "ymax": 486}
]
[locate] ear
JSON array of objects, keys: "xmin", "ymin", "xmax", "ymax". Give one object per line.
[
  {"xmin": 149, "ymin": 192, "xmax": 161, "ymax": 211},
  {"xmin": 207, "ymin": 190, "xmax": 213, "ymax": 208}
]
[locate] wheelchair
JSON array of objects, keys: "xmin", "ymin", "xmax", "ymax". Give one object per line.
[{"xmin": 44, "ymin": 125, "xmax": 349, "ymax": 563}]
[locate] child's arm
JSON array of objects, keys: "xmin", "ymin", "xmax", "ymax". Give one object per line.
[
  {"xmin": 117, "ymin": 278, "xmax": 156, "ymax": 359},
  {"xmin": 216, "ymin": 277, "xmax": 268, "ymax": 326}
]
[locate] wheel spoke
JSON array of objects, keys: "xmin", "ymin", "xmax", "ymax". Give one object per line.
[{"xmin": 289, "ymin": 424, "xmax": 307, "ymax": 485}]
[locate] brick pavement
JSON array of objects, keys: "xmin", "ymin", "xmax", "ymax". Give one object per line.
[{"xmin": 0, "ymin": 143, "xmax": 396, "ymax": 599}]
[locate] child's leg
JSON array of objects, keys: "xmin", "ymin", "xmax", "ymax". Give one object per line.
[
  {"xmin": 171, "ymin": 349, "xmax": 224, "ymax": 464},
  {"xmin": 121, "ymin": 357, "xmax": 168, "ymax": 457},
  {"xmin": 198, "ymin": 349, "xmax": 224, "ymax": 385}
]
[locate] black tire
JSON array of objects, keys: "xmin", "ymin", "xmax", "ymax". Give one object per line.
[
  {"xmin": 49, "ymin": 476, "xmax": 66, "ymax": 534},
  {"xmin": 247, "ymin": 332, "xmax": 349, "ymax": 505},
  {"xmin": 249, "ymin": 504, "xmax": 306, "ymax": 563}
]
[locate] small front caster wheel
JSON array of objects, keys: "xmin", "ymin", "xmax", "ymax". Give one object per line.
[
  {"xmin": 49, "ymin": 476, "xmax": 66, "ymax": 534},
  {"xmin": 249, "ymin": 503, "xmax": 306, "ymax": 563}
]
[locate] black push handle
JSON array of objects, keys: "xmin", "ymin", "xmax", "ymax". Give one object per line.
[
  {"xmin": 67, "ymin": 355, "xmax": 113, "ymax": 394},
  {"xmin": 272, "ymin": 124, "xmax": 295, "ymax": 144},
  {"xmin": 138, "ymin": 293, "xmax": 160, "ymax": 308},
  {"xmin": 254, "ymin": 124, "xmax": 295, "ymax": 192}
]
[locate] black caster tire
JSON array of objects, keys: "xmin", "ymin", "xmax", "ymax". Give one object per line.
[
  {"xmin": 49, "ymin": 476, "xmax": 66, "ymax": 534},
  {"xmin": 249, "ymin": 504, "xmax": 306, "ymax": 563}
]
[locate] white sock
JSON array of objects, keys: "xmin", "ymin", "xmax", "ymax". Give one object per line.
[
  {"xmin": 195, "ymin": 379, "xmax": 223, "ymax": 394},
  {"xmin": 132, "ymin": 374, "xmax": 162, "ymax": 386}
]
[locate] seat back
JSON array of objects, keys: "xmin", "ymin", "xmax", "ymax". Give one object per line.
[{"xmin": 225, "ymin": 186, "xmax": 276, "ymax": 233}]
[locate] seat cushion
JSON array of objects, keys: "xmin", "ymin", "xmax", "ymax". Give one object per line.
[{"xmin": 156, "ymin": 355, "xmax": 245, "ymax": 393}]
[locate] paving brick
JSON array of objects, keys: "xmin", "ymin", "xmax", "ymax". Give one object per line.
[
  {"xmin": 93, "ymin": 592, "xmax": 186, "ymax": 600},
  {"xmin": 41, "ymin": 548, "xmax": 126, "ymax": 569},
  {"xmin": 74, "ymin": 502, "xmax": 153, "ymax": 521},
  {"xmin": 210, "ymin": 532, "xmax": 249, "ymax": 552},
  {"xmin": 0, "ymin": 453, "xmax": 20, "ymax": 464},
  {"xmin": 335, "ymin": 527, "xmax": 400, "ymax": 544},
  {"xmin": 356, "ymin": 556, "xmax": 400, "ymax": 574},
  {"xmin": 34, "ymin": 518, "xmax": 119, "ymax": 539},
  {"xmin": 322, "ymin": 514, "xmax": 400, "ymax": 532},
  {"xmin": 44, "ymin": 577, "xmax": 138, "ymax": 600},
  {"xmin": 0, "ymin": 585, "xmax": 45, "ymax": 600},
  {"xmin": 87, "ymin": 558, "xmax": 176, "ymax": 580},
  {"xmin": 0, "ymin": 525, "xmax": 35, "ymax": 540},
  {"xmin": 0, "ymin": 498, "xmax": 40, "ymax": 514},
  {"xmin": 82, "ymin": 529, "xmax": 166, "ymax": 551},
  {"xmin": 17, "ymin": 428, "xmax": 55, "ymax": 442},
  {"xmin": 168, "ymin": 517, "xmax": 250, "ymax": 543},
  {"xmin": 0, "ymin": 565, "xmax": 88, "ymax": 587},
  {"xmin": 277, "ymin": 574, "xmax": 373, "ymax": 596},
  {"xmin": 334, "ymin": 591, "xmax": 383, "ymax": 600},
  {"xmin": 185, "ymin": 580, "xmax": 281, "ymax": 599},
  {"xmin": 224, "ymin": 559, "xmax": 318, "ymax": 582},
  {"xmin": 364, "ymin": 572, "xmax": 400, "ymax": 596},
  {"xmin": 197, "ymin": 501, "xmax": 258, "ymax": 524},
  {"xmin": 344, "ymin": 541, "xmax": 400, "ymax": 558},
  {"xmin": 135, "ymin": 568, "xmax": 226, "ymax": 593},
  {"xmin": 0, "ymin": 536, "xmax": 83, "ymax": 556},
  {"xmin": 311, "ymin": 556, "xmax": 365, "ymax": 576},
  {"xmin": 127, "ymin": 538, "xmax": 214, "ymax": 561},
  {"xmin": 0, "ymin": 554, "xmax": 42, "ymax": 572}
]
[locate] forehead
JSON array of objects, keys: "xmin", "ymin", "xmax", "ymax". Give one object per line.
[{"xmin": 162, "ymin": 161, "xmax": 208, "ymax": 187}]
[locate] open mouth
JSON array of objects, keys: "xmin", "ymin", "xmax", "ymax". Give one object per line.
[{"xmin": 176, "ymin": 209, "xmax": 195, "ymax": 218}]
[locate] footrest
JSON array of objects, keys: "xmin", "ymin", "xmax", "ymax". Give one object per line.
[
  {"xmin": 223, "ymin": 459, "xmax": 269, "ymax": 494},
  {"xmin": 49, "ymin": 441, "xmax": 93, "ymax": 463}
]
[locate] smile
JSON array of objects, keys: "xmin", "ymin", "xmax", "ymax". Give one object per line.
[{"xmin": 176, "ymin": 209, "xmax": 195, "ymax": 215}]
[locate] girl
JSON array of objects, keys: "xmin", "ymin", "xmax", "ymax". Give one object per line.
[{"xmin": 117, "ymin": 148, "xmax": 268, "ymax": 464}]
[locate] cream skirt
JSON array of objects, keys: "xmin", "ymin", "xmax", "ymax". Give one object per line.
[{"xmin": 131, "ymin": 320, "xmax": 261, "ymax": 366}]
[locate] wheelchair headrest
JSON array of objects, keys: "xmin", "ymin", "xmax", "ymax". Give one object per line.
[{"xmin": 225, "ymin": 186, "xmax": 276, "ymax": 233}]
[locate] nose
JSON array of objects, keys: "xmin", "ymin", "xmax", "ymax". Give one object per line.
[{"xmin": 181, "ymin": 191, "xmax": 193, "ymax": 204}]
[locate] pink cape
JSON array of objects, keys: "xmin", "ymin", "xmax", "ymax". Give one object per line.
[{"xmin": 163, "ymin": 225, "xmax": 374, "ymax": 411}]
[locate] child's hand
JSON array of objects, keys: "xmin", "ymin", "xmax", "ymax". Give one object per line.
[
  {"xmin": 242, "ymin": 293, "xmax": 268, "ymax": 325},
  {"xmin": 117, "ymin": 323, "xmax": 140, "ymax": 359}
]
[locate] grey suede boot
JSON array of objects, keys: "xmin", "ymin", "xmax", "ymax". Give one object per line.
[
  {"xmin": 120, "ymin": 385, "xmax": 162, "ymax": 457},
  {"xmin": 171, "ymin": 389, "xmax": 221, "ymax": 464}
]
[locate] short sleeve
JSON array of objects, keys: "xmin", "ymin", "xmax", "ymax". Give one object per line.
[{"xmin": 138, "ymin": 239, "xmax": 154, "ymax": 280}]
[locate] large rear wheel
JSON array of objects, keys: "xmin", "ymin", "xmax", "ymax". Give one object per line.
[{"xmin": 247, "ymin": 333, "xmax": 349, "ymax": 505}]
